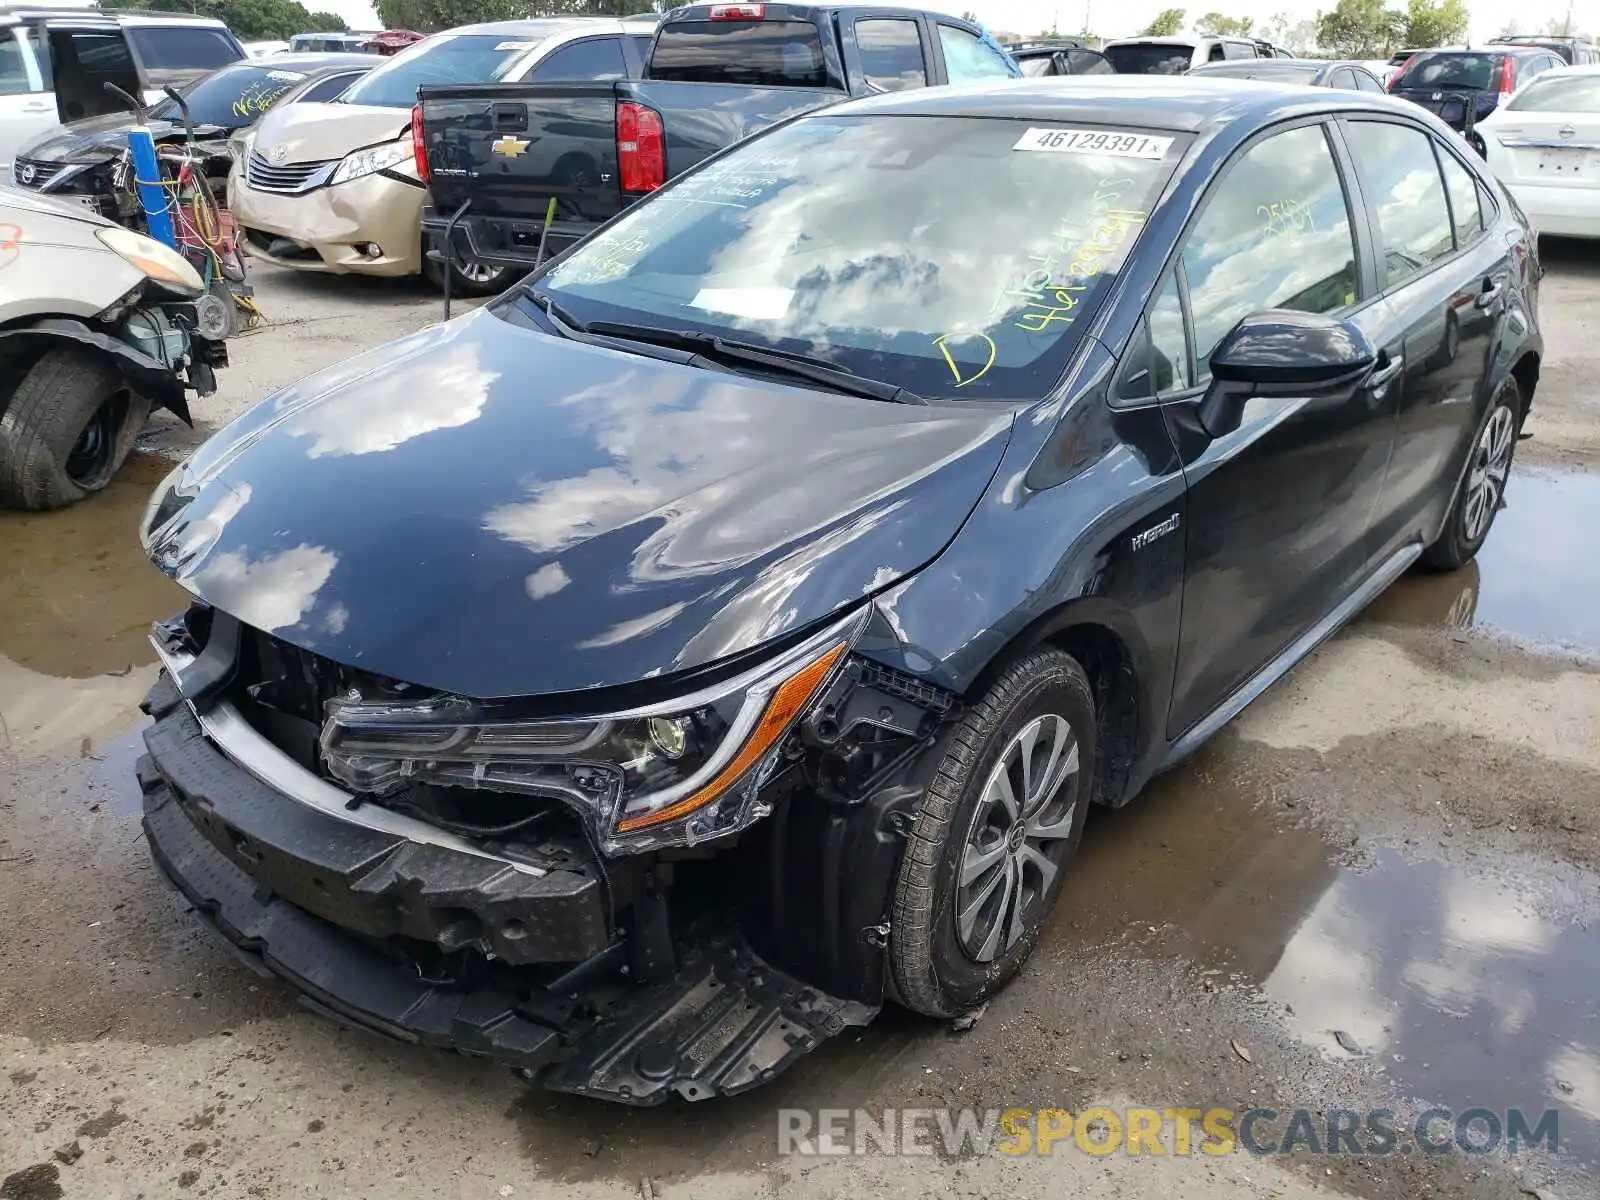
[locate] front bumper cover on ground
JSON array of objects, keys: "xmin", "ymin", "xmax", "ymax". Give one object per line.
[{"xmin": 139, "ymin": 676, "xmax": 877, "ymax": 1103}]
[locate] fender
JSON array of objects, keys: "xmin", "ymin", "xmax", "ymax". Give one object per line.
[{"xmin": 0, "ymin": 318, "xmax": 193, "ymax": 425}]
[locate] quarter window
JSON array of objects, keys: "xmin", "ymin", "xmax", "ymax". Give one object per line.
[
  {"xmin": 1436, "ymin": 144, "xmax": 1484, "ymax": 247},
  {"xmin": 936, "ymin": 24, "xmax": 1015, "ymax": 83},
  {"xmin": 1343, "ymin": 121, "xmax": 1454, "ymax": 287},
  {"xmin": 1180, "ymin": 124, "xmax": 1358, "ymax": 380},
  {"xmin": 1148, "ymin": 270, "xmax": 1193, "ymax": 394},
  {"xmin": 856, "ymin": 18, "xmax": 925, "ymax": 91}
]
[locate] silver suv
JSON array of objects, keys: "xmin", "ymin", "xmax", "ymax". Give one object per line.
[{"xmin": 1, "ymin": 4, "xmax": 245, "ymax": 169}]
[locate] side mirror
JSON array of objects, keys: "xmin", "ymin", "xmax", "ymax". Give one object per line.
[{"xmin": 1197, "ymin": 310, "xmax": 1376, "ymax": 437}]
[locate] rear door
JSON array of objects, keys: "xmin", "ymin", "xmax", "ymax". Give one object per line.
[
  {"xmin": 1144, "ymin": 119, "xmax": 1402, "ymax": 737},
  {"xmin": 1338, "ymin": 118, "xmax": 1508, "ymax": 558},
  {"xmin": 0, "ymin": 25, "xmax": 56, "ymax": 171},
  {"xmin": 840, "ymin": 11, "xmax": 931, "ymax": 92}
]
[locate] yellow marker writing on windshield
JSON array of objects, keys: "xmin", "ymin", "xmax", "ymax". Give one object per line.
[{"xmin": 934, "ymin": 332, "xmax": 997, "ymax": 388}]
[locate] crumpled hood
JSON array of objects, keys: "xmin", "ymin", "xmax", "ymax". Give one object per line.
[
  {"xmin": 21, "ymin": 113, "xmax": 176, "ymax": 164},
  {"xmin": 147, "ymin": 308, "xmax": 1014, "ymax": 699},
  {"xmin": 250, "ymin": 101, "xmax": 411, "ymax": 163}
]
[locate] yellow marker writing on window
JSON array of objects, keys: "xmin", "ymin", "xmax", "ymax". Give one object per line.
[{"xmin": 934, "ymin": 332, "xmax": 997, "ymax": 388}]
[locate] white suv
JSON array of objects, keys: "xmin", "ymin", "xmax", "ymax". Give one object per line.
[{"xmin": 1, "ymin": 5, "xmax": 245, "ymax": 170}]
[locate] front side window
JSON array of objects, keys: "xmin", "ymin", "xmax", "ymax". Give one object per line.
[
  {"xmin": 128, "ymin": 26, "xmax": 241, "ymax": 70},
  {"xmin": 1343, "ymin": 121, "xmax": 1453, "ymax": 287},
  {"xmin": 856, "ymin": 19, "xmax": 925, "ymax": 91},
  {"xmin": 525, "ymin": 115, "xmax": 1182, "ymax": 400},
  {"xmin": 1353, "ymin": 69, "xmax": 1384, "ymax": 92},
  {"xmin": 1509, "ymin": 73, "xmax": 1600, "ymax": 111},
  {"xmin": 339, "ymin": 33, "xmax": 544, "ymax": 108},
  {"xmin": 936, "ymin": 24, "xmax": 1016, "ymax": 84},
  {"xmin": 527, "ymin": 37, "xmax": 626, "ymax": 82},
  {"xmin": 1066, "ymin": 49, "xmax": 1113, "ymax": 74},
  {"xmin": 1180, "ymin": 124, "xmax": 1358, "ymax": 380}
]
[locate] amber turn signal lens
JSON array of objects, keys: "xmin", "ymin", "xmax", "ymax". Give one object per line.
[{"xmin": 614, "ymin": 641, "xmax": 848, "ymax": 833}]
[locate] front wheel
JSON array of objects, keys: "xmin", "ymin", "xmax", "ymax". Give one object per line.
[
  {"xmin": 888, "ymin": 647, "xmax": 1095, "ymax": 1018},
  {"xmin": 1421, "ymin": 379, "xmax": 1521, "ymax": 571},
  {"xmin": 0, "ymin": 348, "xmax": 150, "ymax": 510}
]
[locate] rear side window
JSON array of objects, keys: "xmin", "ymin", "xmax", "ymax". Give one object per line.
[
  {"xmin": 1221, "ymin": 39, "xmax": 1255, "ymax": 59},
  {"xmin": 1436, "ymin": 146, "xmax": 1484, "ymax": 246},
  {"xmin": 1343, "ymin": 121, "xmax": 1453, "ymax": 287},
  {"xmin": 1329, "ymin": 67, "xmax": 1356, "ymax": 88},
  {"xmin": 1180, "ymin": 124, "xmax": 1358, "ymax": 378},
  {"xmin": 936, "ymin": 24, "xmax": 1015, "ymax": 83},
  {"xmin": 527, "ymin": 36, "xmax": 626, "ymax": 82},
  {"xmin": 1018, "ymin": 53, "xmax": 1055, "ymax": 76},
  {"xmin": 1509, "ymin": 73, "xmax": 1600, "ymax": 111},
  {"xmin": 649, "ymin": 19, "xmax": 827, "ymax": 87},
  {"xmin": 128, "ymin": 26, "xmax": 241, "ymax": 70},
  {"xmin": 856, "ymin": 18, "xmax": 925, "ymax": 91},
  {"xmin": 1353, "ymin": 69, "xmax": 1384, "ymax": 92}
]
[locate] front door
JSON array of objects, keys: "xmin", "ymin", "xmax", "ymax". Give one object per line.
[
  {"xmin": 1339, "ymin": 119, "xmax": 1508, "ymax": 558},
  {"xmin": 1153, "ymin": 120, "xmax": 1402, "ymax": 737}
]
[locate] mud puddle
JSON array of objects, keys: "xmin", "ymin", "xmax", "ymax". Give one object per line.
[
  {"xmin": 1360, "ymin": 468, "xmax": 1600, "ymax": 656},
  {"xmin": 1050, "ymin": 751, "xmax": 1600, "ymax": 1167},
  {"xmin": 0, "ymin": 454, "xmax": 184, "ymax": 759}
]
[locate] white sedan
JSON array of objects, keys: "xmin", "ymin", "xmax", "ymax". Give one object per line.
[{"xmin": 1478, "ymin": 65, "xmax": 1600, "ymax": 238}]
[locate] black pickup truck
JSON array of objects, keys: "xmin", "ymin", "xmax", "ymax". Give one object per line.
[{"xmin": 416, "ymin": 2, "xmax": 1021, "ymax": 278}]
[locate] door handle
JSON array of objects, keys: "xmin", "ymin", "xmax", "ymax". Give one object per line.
[
  {"xmin": 22, "ymin": 101, "xmax": 51, "ymax": 112},
  {"xmin": 1475, "ymin": 279, "xmax": 1503, "ymax": 309},
  {"xmin": 1363, "ymin": 352, "xmax": 1403, "ymax": 392}
]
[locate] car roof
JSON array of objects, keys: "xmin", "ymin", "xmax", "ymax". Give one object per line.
[
  {"xmin": 1189, "ymin": 59, "xmax": 1324, "ymax": 77},
  {"xmin": 239, "ymin": 52, "xmax": 375, "ymax": 71},
  {"xmin": 0, "ymin": 5, "xmax": 230, "ymax": 27},
  {"xmin": 443, "ymin": 15, "xmax": 656, "ymax": 36},
  {"xmin": 827, "ymin": 74, "xmax": 1410, "ymax": 132}
]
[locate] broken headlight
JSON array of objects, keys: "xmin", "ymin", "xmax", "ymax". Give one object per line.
[{"xmin": 319, "ymin": 612, "xmax": 862, "ymax": 855}]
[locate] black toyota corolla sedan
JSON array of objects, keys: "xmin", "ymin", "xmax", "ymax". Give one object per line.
[{"xmin": 135, "ymin": 77, "xmax": 1542, "ymax": 1104}]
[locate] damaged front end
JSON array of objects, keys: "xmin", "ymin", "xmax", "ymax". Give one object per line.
[{"xmin": 138, "ymin": 601, "xmax": 955, "ymax": 1103}]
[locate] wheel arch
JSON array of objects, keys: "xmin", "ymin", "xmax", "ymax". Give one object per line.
[
  {"xmin": 958, "ymin": 598, "xmax": 1153, "ymax": 809},
  {"xmin": 0, "ymin": 318, "xmax": 191, "ymax": 423},
  {"xmin": 1509, "ymin": 348, "xmax": 1539, "ymax": 419}
]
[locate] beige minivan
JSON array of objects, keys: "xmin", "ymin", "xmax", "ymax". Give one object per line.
[{"xmin": 229, "ymin": 16, "xmax": 657, "ymax": 295}]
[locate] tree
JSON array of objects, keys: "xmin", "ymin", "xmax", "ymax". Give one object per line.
[
  {"xmin": 1141, "ymin": 7, "xmax": 1185, "ymax": 36},
  {"xmin": 1401, "ymin": 0, "xmax": 1467, "ymax": 49},
  {"xmin": 102, "ymin": 0, "xmax": 348, "ymax": 39},
  {"xmin": 1262, "ymin": 11, "xmax": 1318, "ymax": 53},
  {"xmin": 1316, "ymin": 0, "xmax": 1404, "ymax": 59},
  {"xmin": 375, "ymin": 0, "xmax": 655, "ymax": 31},
  {"xmin": 1195, "ymin": 12, "xmax": 1253, "ymax": 36}
]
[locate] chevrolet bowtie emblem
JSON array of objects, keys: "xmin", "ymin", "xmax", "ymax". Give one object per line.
[{"xmin": 492, "ymin": 135, "xmax": 531, "ymax": 158}]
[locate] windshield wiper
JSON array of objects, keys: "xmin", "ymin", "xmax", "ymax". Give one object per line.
[
  {"xmin": 584, "ymin": 318, "xmax": 926, "ymax": 405},
  {"xmin": 527, "ymin": 294, "xmax": 925, "ymax": 405}
]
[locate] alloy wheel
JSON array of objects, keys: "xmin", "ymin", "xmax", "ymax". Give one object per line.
[
  {"xmin": 458, "ymin": 259, "xmax": 503, "ymax": 285},
  {"xmin": 1464, "ymin": 404, "xmax": 1515, "ymax": 543},
  {"xmin": 956, "ymin": 714, "xmax": 1080, "ymax": 963}
]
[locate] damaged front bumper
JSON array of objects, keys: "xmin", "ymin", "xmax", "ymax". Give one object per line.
[{"xmin": 138, "ymin": 668, "xmax": 885, "ymax": 1103}]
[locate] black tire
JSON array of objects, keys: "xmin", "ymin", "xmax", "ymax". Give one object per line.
[
  {"xmin": 0, "ymin": 348, "xmax": 149, "ymax": 511},
  {"xmin": 889, "ymin": 647, "xmax": 1096, "ymax": 1018},
  {"xmin": 423, "ymin": 237, "xmax": 519, "ymax": 299},
  {"xmin": 1420, "ymin": 378, "xmax": 1521, "ymax": 571}
]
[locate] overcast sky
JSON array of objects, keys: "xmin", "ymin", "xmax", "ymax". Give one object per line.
[{"xmin": 314, "ymin": 0, "xmax": 1579, "ymax": 45}]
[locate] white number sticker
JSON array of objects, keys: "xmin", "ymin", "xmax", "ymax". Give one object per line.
[{"xmin": 1012, "ymin": 128, "xmax": 1174, "ymax": 159}]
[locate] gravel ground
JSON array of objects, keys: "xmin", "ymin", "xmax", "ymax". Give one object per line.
[{"xmin": 2, "ymin": 244, "xmax": 1598, "ymax": 1200}]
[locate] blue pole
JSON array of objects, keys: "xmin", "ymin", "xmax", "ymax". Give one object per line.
[{"xmin": 127, "ymin": 124, "xmax": 176, "ymax": 249}]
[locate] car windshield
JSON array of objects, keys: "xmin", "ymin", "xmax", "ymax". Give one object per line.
[
  {"xmin": 148, "ymin": 63, "xmax": 308, "ymax": 127},
  {"xmin": 514, "ymin": 114, "xmax": 1183, "ymax": 401},
  {"xmin": 1395, "ymin": 53, "xmax": 1501, "ymax": 90},
  {"xmin": 338, "ymin": 32, "xmax": 539, "ymax": 107},
  {"xmin": 1508, "ymin": 73, "xmax": 1600, "ymax": 111},
  {"xmin": 1105, "ymin": 42, "xmax": 1194, "ymax": 74}
]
